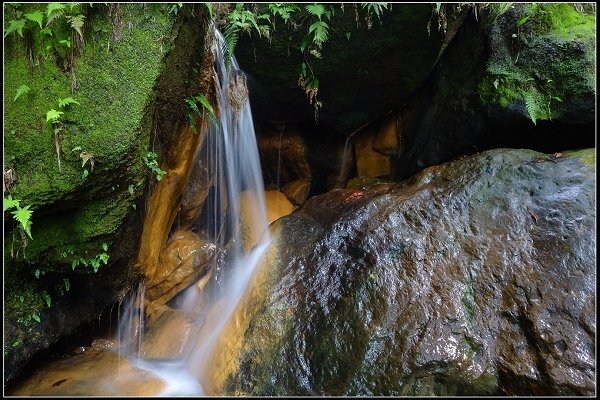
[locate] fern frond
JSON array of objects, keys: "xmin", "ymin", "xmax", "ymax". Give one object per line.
[
  {"xmin": 306, "ymin": 4, "xmax": 325, "ymax": 20},
  {"xmin": 25, "ymin": 11, "xmax": 44, "ymax": 29},
  {"xmin": 58, "ymin": 97, "xmax": 80, "ymax": 108},
  {"xmin": 14, "ymin": 85, "xmax": 30, "ymax": 102},
  {"xmin": 309, "ymin": 20, "xmax": 328, "ymax": 46},
  {"xmin": 4, "ymin": 19, "xmax": 26, "ymax": 38},
  {"xmin": 524, "ymin": 90, "xmax": 542, "ymax": 125},
  {"xmin": 46, "ymin": 3, "xmax": 66, "ymax": 26},
  {"xmin": 4, "ymin": 195, "xmax": 20, "ymax": 212},
  {"xmin": 12, "ymin": 205, "xmax": 33, "ymax": 239},
  {"xmin": 67, "ymin": 15, "xmax": 85, "ymax": 39}
]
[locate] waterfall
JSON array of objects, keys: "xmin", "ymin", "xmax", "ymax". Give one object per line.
[
  {"xmin": 115, "ymin": 27, "xmax": 271, "ymax": 395},
  {"xmin": 335, "ymin": 135, "xmax": 354, "ymax": 188}
]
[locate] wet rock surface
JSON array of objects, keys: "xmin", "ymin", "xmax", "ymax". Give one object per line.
[
  {"xmin": 224, "ymin": 148, "xmax": 596, "ymax": 396},
  {"xmin": 7, "ymin": 349, "xmax": 167, "ymax": 396}
]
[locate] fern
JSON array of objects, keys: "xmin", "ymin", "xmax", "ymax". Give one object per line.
[
  {"xmin": 46, "ymin": 3, "xmax": 66, "ymax": 25},
  {"xmin": 4, "ymin": 19, "xmax": 26, "ymax": 38},
  {"xmin": 58, "ymin": 96, "xmax": 80, "ymax": 108},
  {"xmin": 523, "ymin": 89, "xmax": 544, "ymax": 125},
  {"xmin": 12, "ymin": 205, "xmax": 33, "ymax": 239},
  {"xmin": 25, "ymin": 11, "xmax": 44, "ymax": 29},
  {"xmin": 185, "ymin": 95, "xmax": 217, "ymax": 128},
  {"xmin": 309, "ymin": 20, "xmax": 329, "ymax": 47},
  {"xmin": 362, "ymin": 3, "xmax": 388, "ymax": 19},
  {"xmin": 14, "ymin": 85, "xmax": 30, "ymax": 102},
  {"xmin": 4, "ymin": 195, "xmax": 20, "ymax": 212},
  {"xmin": 269, "ymin": 3, "xmax": 300, "ymax": 24},
  {"xmin": 46, "ymin": 109, "xmax": 64, "ymax": 123},
  {"xmin": 306, "ymin": 4, "xmax": 325, "ymax": 20},
  {"xmin": 67, "ymin": 15, "xmax": 85, "ymax": 39}
]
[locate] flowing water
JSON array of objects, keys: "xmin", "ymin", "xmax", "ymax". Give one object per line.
[
  {"xmin": 10, "ymin": 27, "xmax": 271, "ymax": 396},
  {"xmin": 335, "ymin": 135, "xmax": 354, "ymax": 188},
  {"xmin": 130, "ymin": 27, "xmax": 272, "ymax": 395}
]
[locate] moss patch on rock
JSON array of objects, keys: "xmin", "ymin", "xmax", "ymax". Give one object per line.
[
  {"xmin": 3, "ymin": 3, "xmax": 179, "ymax": 385},
  {"xmin": 478, "ymin": 3, "xmax": 596, "ymax": 125}
]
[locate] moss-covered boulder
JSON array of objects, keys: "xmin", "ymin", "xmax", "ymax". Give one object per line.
[
  {"xmin": 480, "ymin": 3, "xmax": 596, "ymax": 125},
  {"xmin": 391, "ymin": 4, "xmax": 595, "ymax": 181},
  {"xmin": 222, "ymin": 148, "xmax": 595, "ymax": 396},
  {"xmin": 3, "ymin": 3, "xmax": 210, "ymax": 385}
]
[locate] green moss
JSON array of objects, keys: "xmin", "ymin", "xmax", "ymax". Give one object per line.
[
  {"xmin": 4, "ymin": 4, "xmax": 173, "ymax": 208},
  {"xmin": 478, "ymin": 3, "xmax": 595, "ymax": 124},
  {"xmin": 563, "ymin": 148, "xmax": 596, "ymax": 168},
  {"xmin": 4, "ymin": 4, "xmax": 174, "ymax": 267}
]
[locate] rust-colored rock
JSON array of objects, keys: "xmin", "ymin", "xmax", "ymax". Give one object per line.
[
  {"xmin": 8, "ymin": 350, "xmax": 166, "ymax": 396},
  {"xmin": 264, "ymin": 190, "xmax": 295, "ymax": 224},
  {"xmin": 146, "ymin": 230, "xmax": 216, "ymax": 313},
  {"xmin": 281, "ymin": 178, "xmax": 311, "ymax": 206},
  {"xmin": 141, "ymin": 308, "xmax": 205, "ymax": 359},
  {"xmin": 178, "ymin": 162, "xmax": 212, "ymax": 230}
]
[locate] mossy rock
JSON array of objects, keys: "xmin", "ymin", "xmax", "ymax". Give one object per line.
[
  {"xmin": 479, "ymin": 3, "xmax": 595, "ymax": 125},
  {"xmin": 3, "ymin": 3, "xmax": 182, "ymax": 385}
]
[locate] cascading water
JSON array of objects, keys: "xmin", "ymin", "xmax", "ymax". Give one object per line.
[
  {"xmin": 115, "ymin": 27, "xmax": 271, "ymax": 395},
  {"xmin": 335, "ymin": 135, "xmax": 354, "ymax": 188}
]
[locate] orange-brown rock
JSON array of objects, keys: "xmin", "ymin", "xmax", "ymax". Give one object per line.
[
  {"xmin": 264, "ymin": 190, "xmax": 295, "ymax": 224},
  {"xmin": 178, "ymin": 163, "xmax": 212, "ymax": 230},
  {"xmin": 281, "ymin": 178, "xmax": 310, "ymax": 206},
  {"xmin": 146, "ymin": 230, "xmax": 216, "ymax": 312},
  {"xmin": 8, "ymin": 350, "xmax": 166, "ymax": 396},
  {"xmin": 141, "ymin": 308, "xmax": 205, "ymax": 359}
]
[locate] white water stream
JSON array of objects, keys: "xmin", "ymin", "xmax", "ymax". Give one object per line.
[{"xmin": 116, "ymin": 27, "xmax": 271, "ymax": 396}]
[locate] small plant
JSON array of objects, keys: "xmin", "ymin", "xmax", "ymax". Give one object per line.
[
  {"xmin": 46, "ymin": 96, "xmax": 80, "ymax": 172},
  {"xmin": 4, "ymin": 195, "xmax": 33, "ymax": 239},
  {"xmin": 70, "ymin": 242, "xmax": 110, "ymax": 273},
  {"xmin": 13, "ymin": 84, "xmax": 30, "ymax": 102},
  {"xmin": 185, "ymin": 94, "xmax": 217, "ymax": 129},
  {"xmin": 143, "ymin": 151, "xmax": 167, "ymax": 181},
  {"xmin": 17, "ymin": 311, "xmax": 41, "ymax": 326},
  {"xmin": 71, "ymin": 146, "xmax": 94, "ymax": 178}
]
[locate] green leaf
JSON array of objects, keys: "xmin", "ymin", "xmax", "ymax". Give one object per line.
[
  {"xmin": 25, "ymin": 11, "xmax": 44, "ymax": 29},
  {"xmin": 32, "ymin": 313, "xmax": 41, "ymax": 323},
  {"xmin": 517, "ymin": 15, "xmax": 530, "ymax": 27},
  {"xmin": 101, "ymin": 242, "xmax": 108, "ymax": 251},
  {"xmin": 59, "ymin": 38, "xmax": 71, "ymax": 48},
  {"xmin": 305, "ymin": 4, "xmax": 325, "ymax": 20},
  {"xmin": 39, "ymin": 26, "xmax": 53, "ymax": 36},
  {"xmin": 71, "ymin": 146, "xmax": 82, "ymax": 152},
  {"xmin": 12, "ymin": 205, "xmax": 33, "ymax": 236},
  {"xmin": 64, "ymin": 278, "xmax": 70, "ymax": 292},
  {"xmin": 46, "ymin": 109, "xmax": 64, "ymax": 123},
  {"xmin": 82, "ymin": 169, "xmax": 89, "ymax": 178},
  {"xmin": 67, "ymin": 14, "xmax": 85, "ymax": 38},
  {"xmin": 35, "ymin": 269, "xmax": 41, "ymax": 279},
  {"xmin": 19, "ymin": 296, "xmax": 25, "ymax": 303},
  {"xmin": 71, "ymin": 259, "xmax": 79, "ymax": 270},
  {"xmin": 309, "ymin": 20, "xmax": 328, "ymax": 45},
  {"xmin": 14, "ymin": 85, "xmax": 30, "ymax": 102},
  {"xmin": 99, "ymin": 253, "xmax": 109, "ymax": 264},
  {"xmin": 4, "ymin": 195, "xmax": 20, "ymax": 211},
  {"xmin": 46, "ymin": 3, "xmax": 66, "ymax": 25},
  {"xmin": 4, "ymin": 19, "xmax": 26, "ymax": 38},
  {"xmin": 345, "ymin": 32, "xmax": 351, "ymax": 41},
  {"xmin": 43, "ymin": 291, "xmax": 52, "ymax": 307}
]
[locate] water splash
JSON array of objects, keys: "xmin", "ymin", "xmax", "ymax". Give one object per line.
[{"xmin": 115, "ymin": 27, "xmax": 271, "ymax": 395}]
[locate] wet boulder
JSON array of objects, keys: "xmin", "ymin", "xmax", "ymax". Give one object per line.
[{"xmin": 224, "ymin": 148, "xmax": 595, "ymax": 396}]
